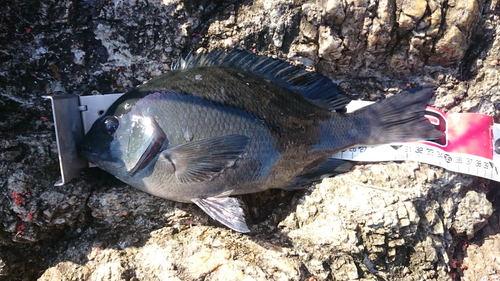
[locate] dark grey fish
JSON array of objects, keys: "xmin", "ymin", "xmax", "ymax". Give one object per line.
[{"xmin": 80, "ymin": 50, "xmax": 443, "ymax": 233}]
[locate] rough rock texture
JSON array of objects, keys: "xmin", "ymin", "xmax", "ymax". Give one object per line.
[
  {"xmin": 203, "ymin": 0, "xmax": 485, "ymax": 76},
  {"xmin": 1, "ymin": 0, "xmax": 500, "ymax": 280}
]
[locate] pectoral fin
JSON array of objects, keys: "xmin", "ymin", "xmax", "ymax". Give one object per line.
[
  {"xmin": 192, "ymin": 196, "xmax": 250, "ymax": 233},
  {"xmin": 162, "ymin": 134, "xmax": 250, "ymax": 183}
]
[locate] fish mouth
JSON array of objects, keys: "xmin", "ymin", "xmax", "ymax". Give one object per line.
[
  {"xmin": 78, "ymin": 139, "xmax": 103, "ymax": 164},
  {"xmin": 79, "ymin": 138, "xmax": 126, "ymax": 171},
  {"xmin": 127, "ymin": 117, "xmax": 167, "ymax": 176}
]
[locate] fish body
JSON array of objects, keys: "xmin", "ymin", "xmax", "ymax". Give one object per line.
[{"xmin": 80, "ymin": 50, "xmax": 443, "ymax": 232}]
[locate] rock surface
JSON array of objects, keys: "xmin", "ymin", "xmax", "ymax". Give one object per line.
[{"xmin": 1, "ymin": 0, "xmax": 500, "ymax": 280}]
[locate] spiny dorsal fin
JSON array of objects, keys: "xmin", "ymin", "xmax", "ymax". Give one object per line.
[{"xmin": 172, "ymin": 49, "xmax": 351, "ymax": 111}]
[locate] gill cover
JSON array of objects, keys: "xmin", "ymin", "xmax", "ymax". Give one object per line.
[{"xmin": 125, "ymin": 115, "xmax": 167, "ymax": 176}]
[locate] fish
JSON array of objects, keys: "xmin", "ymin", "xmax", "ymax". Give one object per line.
[{"xmin": 80, "ymin": 50, "xmax": 443, "ymax": 233}]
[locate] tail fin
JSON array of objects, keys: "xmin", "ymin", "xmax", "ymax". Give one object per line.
[{"xmin": 361, "ymin": 86, "xmax": 444, "ymax": 145}]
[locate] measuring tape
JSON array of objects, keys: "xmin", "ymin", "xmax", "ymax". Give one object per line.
[{"xmin": 332, "ymin": 102, "xmax": 500, "ymax": 182}]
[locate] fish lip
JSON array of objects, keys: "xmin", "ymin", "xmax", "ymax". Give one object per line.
[
  {"xmin": 79, "ymin": 141, "xmax": 124, "ymax": 171},
  {"xmin": 78, "ymin": 141, "xmax": 96, "ymax": 160},
  {"xmin": 126, "ymin": 117, "xmax": 167, "ymax": 176}
]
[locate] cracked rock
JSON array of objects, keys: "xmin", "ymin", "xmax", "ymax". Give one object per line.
[
  {"xmin": 1, "ymin": 0, "xmax": 499, "ymax": 280},
  {"xmin": 452, "ymin": 190, "xmax": 493, "ymax": 239}
]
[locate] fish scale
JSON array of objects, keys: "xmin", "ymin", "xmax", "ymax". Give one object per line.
[
  {"xmin": 135, "ymin": 91, "xmax": 281, "ymax": 189},
  {"xmin": 80, "ymin": 50, "xmax": 443, "ymax": 233}
]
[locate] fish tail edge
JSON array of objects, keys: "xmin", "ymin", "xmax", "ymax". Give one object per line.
[{"xmin": 361, "ymin": 86, "xmax": 444, "ymax": 145}]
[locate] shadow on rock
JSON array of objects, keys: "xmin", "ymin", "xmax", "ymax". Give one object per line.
[{"xmin": 24, "ymin": 161, "xmax": 497, "ymax": 281}]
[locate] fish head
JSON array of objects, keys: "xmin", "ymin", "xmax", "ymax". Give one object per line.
[{"xmin": 80, "ymin": 100, "xmax": 167, "ymax": 177}]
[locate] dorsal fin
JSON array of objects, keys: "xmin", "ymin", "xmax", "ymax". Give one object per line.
[{"xmin": 172, "ymin": 49, "xmax": 351, "ymax": 111}]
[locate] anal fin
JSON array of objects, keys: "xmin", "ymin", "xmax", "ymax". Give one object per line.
[
  {"xmin": 192, "ymin": 196, "xmax": 250, "ymax": 233},
  {"xmin": 290, "ymin": 158, "xmax": 352, "ymax": 188}
]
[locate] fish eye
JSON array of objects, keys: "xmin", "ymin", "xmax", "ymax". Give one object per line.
[{"xmin": 101, "ymin": 116, "xmax": 119, "ymax": 135}]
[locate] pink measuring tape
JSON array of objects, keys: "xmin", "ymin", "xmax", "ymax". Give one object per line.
[
  {"xmin": 332, "ymin": 105, "xmax": 500, "ymax": 181},
  {"xmin": 423, "ymin": 107, "xmax": 493, "ymax": 160}
]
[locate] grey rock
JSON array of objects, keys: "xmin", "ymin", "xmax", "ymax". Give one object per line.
[
  {"xmin": 452, "ymin": 190, "xmax": 493, "ymax": 239},
  {"xmin": 0, "ymin": 0, "xmax": 499, "ymax": 280}
]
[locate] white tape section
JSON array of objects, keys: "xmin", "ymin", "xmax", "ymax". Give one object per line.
[{"xmin": 332, "ymin": 101, "xmax": 500, "ymax": 182}]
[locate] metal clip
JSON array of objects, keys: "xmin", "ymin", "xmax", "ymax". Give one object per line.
[{"xmin": 44, "ymin": 93, "xmax": 124, "ymax": 186}]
